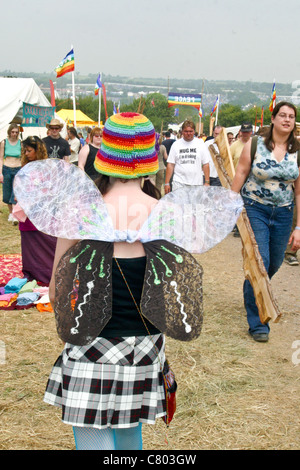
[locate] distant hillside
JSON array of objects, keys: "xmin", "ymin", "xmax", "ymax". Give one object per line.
[{"xmin": 1, "ymin": 70, "xmax": 298, "ymax": 110}]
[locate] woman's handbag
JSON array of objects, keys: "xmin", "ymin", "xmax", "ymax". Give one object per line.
[{"xmin": 161, "ymin": 359, "xmax": 177, "ymax": 425}]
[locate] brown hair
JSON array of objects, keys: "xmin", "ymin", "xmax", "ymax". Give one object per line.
[
  {"xmin": 264, "ymin": 101, "xmax": 300, "ymax": 153},
  {"xmin": 182, "ymin": 120, "xmax": 195, "ymax": 131},
  {"xmin": 95, "ymin": 175, "xmax": 161, "ymax": 200},
  {"xmin": 68, "ymin": 127, "xmax": 79, "ymax": 138},
  {"xmin": 7, "ymin": 123, "xmax": 19, "ymax": 137},
  {"xmin": 21, "ymin": 136, "xmax": 48, "ymax": 166},
  {"xmin": 90, "ymin": 127, "xmax": 103, "ymax": 143}
]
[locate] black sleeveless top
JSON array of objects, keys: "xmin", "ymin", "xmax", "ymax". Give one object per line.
[
  {"xmin": 100, "ymin": 257, "xmax": 160, "ymax": 338},
  {"xmin": 84, "ymin": 144, "xmax": 99, "ymax": 179}
]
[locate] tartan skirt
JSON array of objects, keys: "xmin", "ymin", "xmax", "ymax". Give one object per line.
[{"xmin": 44, "ymin": 334, "xmax": 166, "ymax": 429}]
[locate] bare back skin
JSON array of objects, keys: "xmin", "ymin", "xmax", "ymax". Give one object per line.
[{"xmin": 103, "ymin": 178, "xmax": 158, "ymax": 258}]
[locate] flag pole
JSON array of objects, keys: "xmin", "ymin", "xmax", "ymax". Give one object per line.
[
  {"xmin": 199, "ymin": 112, "xmax": 201, "ymax": 135},
  {"xmin": 71, "ymin": 70, "xmax": 76, "ymax": 128},
  {"xmin": 70, "ymin": 45, "xmax": 76, "ymax": 128},
  {"xmin": 98, "ymin": 71, "xmax": 102, "ymax": 126},
  {"xmin": 199, "ymin": 79, "xmax": 204, "ymax": 134},
  {"xmin": 215, "ymin": 94, "xmax": 220, "ymax": 126}
]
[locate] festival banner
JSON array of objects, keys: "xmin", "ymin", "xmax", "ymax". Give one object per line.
[
  {"xmin": 55, "ymin": 49, "xmax": 75, "ymax": 78},
  {"xmin": 168, "ymin": 93, "xmax": 202, "ymax": 110},
  {"xmin": 22, "ymin": 102, "xmax": 55, "ymax": 127}
]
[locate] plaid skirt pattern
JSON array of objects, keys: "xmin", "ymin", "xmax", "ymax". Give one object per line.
[{"xmin": 44, "ymin": 334, "xmax": 166, "ymax": 429}]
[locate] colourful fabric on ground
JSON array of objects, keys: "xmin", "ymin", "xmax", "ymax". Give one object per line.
[
  {"xmin": 0, "ymin": 256, "xmax": 51, "ymax": 310},
  {"xmin": 4, "ymin": 277, "xmax": 28, "ymax": 293},
  {"xmin": 0, "ymin": 254, "xmax": 23, "ymax": 286}
]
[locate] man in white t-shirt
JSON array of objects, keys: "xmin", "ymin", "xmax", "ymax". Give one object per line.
[{"xmin": 164, "ymin": 120, "xmax": 210, "ymax": 194}]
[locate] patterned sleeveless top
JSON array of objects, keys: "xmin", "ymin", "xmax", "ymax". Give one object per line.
[{"xmin": 241, "ymin": 136, "xmax": 299, "ymax": 206}]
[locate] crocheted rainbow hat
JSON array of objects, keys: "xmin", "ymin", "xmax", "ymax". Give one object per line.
[{"xmin": 94, "ymin": 112, "xmax": 158, "ymax": 178}]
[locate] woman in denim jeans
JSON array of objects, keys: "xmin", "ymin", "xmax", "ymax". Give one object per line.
[
  {"xmin": 0, "ymin": 123, "xmax": 22, "ymax": 224},
  {"xmin": 231, "ymin": 102, "xmax": 300, "ymax": 342}
]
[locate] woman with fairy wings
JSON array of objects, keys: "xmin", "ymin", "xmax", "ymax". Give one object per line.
[{"xmin": 14, "ymin": 113, "xmax": 243, "ymax": 451}]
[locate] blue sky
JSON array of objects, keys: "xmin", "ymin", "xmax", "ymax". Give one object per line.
[{"xmin": 2, "ymin": 0, "xmax": 299, "ymax": 84}]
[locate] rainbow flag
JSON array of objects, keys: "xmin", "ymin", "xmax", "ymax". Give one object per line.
[
  {"xmin": 55, "ymin": 49, "xmax": 75, "ymax": 78},
  {"xmin": 94, "ymin": 74, "xmax": 102, "ymax": 96},
  {"xmin": 269, "ymin": 81, "xmax": 276, "ymax": 112},
  {"xmin": 211, "ymin": 96, "xmax": 219, "ymax": 116},
  {"xmin": 168, "ymin": 93, "xmax": 202, "ymax": 110},
  {"xmin": 199, "ymin": 103, "xmax": 203, "ymax": 118}
]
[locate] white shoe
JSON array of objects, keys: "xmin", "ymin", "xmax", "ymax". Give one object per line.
[{"xmin": 8, "ymin": 213, "xmax": 18, "ymax": 225}]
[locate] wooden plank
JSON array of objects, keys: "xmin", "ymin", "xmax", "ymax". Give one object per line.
[{"xmin": 208, "ymin": 129, "xmax": 281, "ymax": 324}]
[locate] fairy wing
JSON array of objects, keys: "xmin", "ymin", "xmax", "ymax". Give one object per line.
[
  {"xmin": 13, "ymin": 159, "xmax": 115, "ymax": 241},
  {"xmin": 142, "ymin": 240, "xmax": 203, "ymax": 341},
  {"xmin": 14, "ymin": 159, "xmax": 242, "ymax": 251},
  {"xmin": 53, "ymin": 240, "xmax": 114, "ymax": 346},
  {"xmin": 137, "ymin": 186, "xmax": 243, "ymax": 253}
]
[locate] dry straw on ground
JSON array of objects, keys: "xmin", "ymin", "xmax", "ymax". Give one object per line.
[{"xmin": 0, "ymin": 195, "xmax": 299, "ymax": 450}]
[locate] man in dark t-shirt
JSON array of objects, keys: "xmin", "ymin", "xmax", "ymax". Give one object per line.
[
  {"xmin": 162, "ymin": 131, "xmax": 176, "ymax": 156},
  {"xmin": 161, "ymin": 130, "xmax": 176, "ymax": 190},
  {"xmin": 43, "ymin": 119, "xmax": 71, "ymax": 161}
]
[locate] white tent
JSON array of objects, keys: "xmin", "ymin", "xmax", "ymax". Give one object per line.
[{"xmin": 0, "ymin": 77, "xmax": 66, "ymax": 140}]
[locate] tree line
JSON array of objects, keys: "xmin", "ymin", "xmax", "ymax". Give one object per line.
[{"xmin": 53, "ymin": 93, "xmax": 299, "ymax": 135}]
